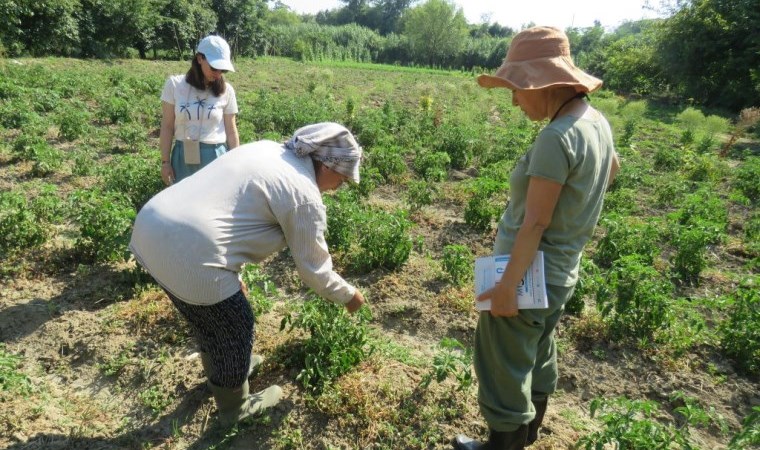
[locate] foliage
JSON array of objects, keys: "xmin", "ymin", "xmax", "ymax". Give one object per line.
[
  {"xmin": 353, "ymin": 209, "xmax": 413, "ymax": 272},
  {"xmin": 733, "ymin": 156, "xmax": 759, "ymax": 204},
  {"xmin": 102, "ymin": 154, "xmax": 164, "ymax": 210},
  {"xmin": 596, "ymin": 255, "xmax": 674, "ymax": 345},
  {"xmin": 718, "ymin": 279, "xmax": 760, "ymax": 375},
  {"xmin": 565, "ymin": 257, "xmax": 601, "ymax": 317},
  {"xmin": 435, "ymin": 124, "xmax": 475, "ymax": 170},
  {"xmin": 463, "ymin": 177, "xmax": 504, "ymax": 232},
  {"xmin": 0, "ymin": 191, "xmax": 49, "ymax": 259},
  {"xmin": 406, "ymin": 179, "xmax": 437, "ymax": 212},
  {"xmin": 240, "ymin": 263, "xmax": 276, "ymax": 316},
  {"xmin": 69, "ymin": 188, "xmax": 136, "ymax": 264},
  {"xmin": 367, "ymin": 144, "xmax": 407, "ymax": 183},
  {"xmin": 420, "ymin": 338, "xmax": 473, "ymax": 391},
  {"xmin": 671, "ymin": 188, "xmax": 727, "ymax": 245},
  {"xmin": 729, "ymin": 406, "xmax": 760, "ymax": 450},
  {"xmin": 0, "ymin": 344, "xmax": 33, "ymax": 398},
  {"xmin": 402, "ymin": 0, "xmax": 469, "ymax": 67},
  {"xmin": 594, "ymin": 215, "xmax": 661, "ymax": 268},
  {"xmin": 576, "ymin": 396, "xmax": 697, "ymax": 449},
  {"xmin": 280, "ymin": 297, "xmax": 373, "ymax": 393},
  {"xmin": 441, "ymin": 244, "xmax": 473, "ymax": 286},
  {"xmin": 56, "ymin": 103, "xmax": 92, "ymax": 141},
  {"xmin": 413, "ymin": 150, "xmax": 450, "ymax": 182}
]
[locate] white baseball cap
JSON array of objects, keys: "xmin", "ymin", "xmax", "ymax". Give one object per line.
[{"xmin": 197, "ymin": 35, "xmax": 235, "ymax": 72}]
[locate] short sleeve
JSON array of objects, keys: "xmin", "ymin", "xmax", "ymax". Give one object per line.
[
  {"xmin": 526, "ymin": 129, "xmax": 570, "ymax": 185},
  {"xmin": 224, "ymin": 83, "xmax": 238, "ymax": 115},
  {"xmin": 160, "ymin": 77, "xmax": 176, "ymax": 104}
]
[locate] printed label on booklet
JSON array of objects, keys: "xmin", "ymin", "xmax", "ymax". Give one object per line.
[{"xmin": 474, "ymin": 251, "xmax": 548, "ymax": 310}]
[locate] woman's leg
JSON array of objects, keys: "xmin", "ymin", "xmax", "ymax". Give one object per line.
[{"xmin": 165, "ymin": 290, "xmax": 253, "ymax": 388}]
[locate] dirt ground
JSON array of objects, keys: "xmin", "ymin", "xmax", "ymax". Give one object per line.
[{"xmin": 1, "ymin": 179, "xmax": 757, "ymax": 450}]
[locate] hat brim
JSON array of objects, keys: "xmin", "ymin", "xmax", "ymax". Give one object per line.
[
  {"xmin": 477, "ymin": 56, "xmax": 601, "ymax": 93},
  {"xmin": 207, "ymin": 58, "xmax": 235, "ymax": 72}
]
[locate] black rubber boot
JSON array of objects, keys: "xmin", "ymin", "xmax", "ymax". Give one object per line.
[
  {"xmin": 527, "ymin": 397, "xmax": 549, "ymax": 445},
  {"xmin": 454, "ymin": 426, "xmax": 528, "ymax": 450}
]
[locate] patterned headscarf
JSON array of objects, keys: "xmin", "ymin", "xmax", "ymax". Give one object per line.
[{"xmin": 285, "ymin": 122, "xmax": 363, "ymax": 183}]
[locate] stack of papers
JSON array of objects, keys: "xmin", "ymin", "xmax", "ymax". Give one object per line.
[{"xmin": 474, "ymin": 252, "xmax": 548, "ymax": 310}]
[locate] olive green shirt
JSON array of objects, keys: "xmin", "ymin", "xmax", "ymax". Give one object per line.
[{"xmin": 495, "ymin": 114, "xmax": 616, "ymax": 286}]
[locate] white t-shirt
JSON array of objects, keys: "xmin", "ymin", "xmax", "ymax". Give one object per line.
[
  {"xmin": 129, "ymin": 141, "xmax": 356, "ymax": 306},
  {"xmin": 160, "ymin": 75, "xmax": 238, "ymax": 144}
]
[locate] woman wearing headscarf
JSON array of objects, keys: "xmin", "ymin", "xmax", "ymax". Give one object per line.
[
  {"xmin": 130, "ymin": 122, "xmax": 365, "ymax": 426},
  {"xmin": 454, "ymin": 27, "xmax": 620, "ymax": 450},
  {"xmin": 159, "ymin": 35, "xmax": 240, "ymax": 185}
]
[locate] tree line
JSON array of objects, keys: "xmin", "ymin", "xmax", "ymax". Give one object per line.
[{"xmin": 1, "ymin": 0, "xmax": 757, "ymax": 111}]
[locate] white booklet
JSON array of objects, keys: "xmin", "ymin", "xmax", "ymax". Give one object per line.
[{"xmin": 474, "ymin": 252, "xmax": 548, "ymax": 310}]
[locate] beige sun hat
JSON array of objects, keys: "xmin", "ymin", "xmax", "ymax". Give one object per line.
[{"xmin": 477, "ymin": 26, "xmax": 602, "ymax": 93}]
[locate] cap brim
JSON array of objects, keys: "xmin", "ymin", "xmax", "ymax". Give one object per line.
[{"xmin": 207, "ymin": 59, "xmax": 235, "ymax": 72}]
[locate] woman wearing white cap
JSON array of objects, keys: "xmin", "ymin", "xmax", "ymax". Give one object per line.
[
  {"xmin": 159, "ymin": 35, "xmax": 240, "ymax": 185},
  {"xmin": 130, "ymin": 122, "xmax": 366, "ymax": 426},
  {"xmin": 454, "ymin": 27, "xmax": 620, "ymax": 450}
]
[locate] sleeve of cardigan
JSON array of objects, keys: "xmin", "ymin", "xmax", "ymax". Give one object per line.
[{"xmin": 277, "ymin": 202, "xmax": 355, "ymax": 304}]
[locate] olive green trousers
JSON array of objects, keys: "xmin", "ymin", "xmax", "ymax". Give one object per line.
[{"xmin": 473, "ymin": 283, "xmax": 574, "ymax": 432}]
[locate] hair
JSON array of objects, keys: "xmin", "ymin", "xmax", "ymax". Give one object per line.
[{"xmin": 185, "ymin": 53, "xmax": 226, "ymax": 97}]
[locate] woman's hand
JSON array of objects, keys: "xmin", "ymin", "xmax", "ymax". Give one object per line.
[
  {"xmin": 345, "ymin": 290, "xmax": 365, "ymax": 313},
  {"xmin": 477, "ymin": 284, "xmax": 519, "ymax": 317},
  {"xmin": 161, "ymin": 162, "xmax": 175, "ymax": 186}
]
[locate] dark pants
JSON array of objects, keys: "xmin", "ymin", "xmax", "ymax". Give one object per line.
[{"xmin": 166, "ymin": 290, "xmax": 254, "ymax": 388}]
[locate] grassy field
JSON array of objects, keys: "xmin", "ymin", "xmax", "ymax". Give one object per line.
[{"xmin": 0, "ymin": 56, "xmax": 758, "ymax": 450}]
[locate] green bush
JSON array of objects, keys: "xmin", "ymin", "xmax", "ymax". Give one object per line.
[
  {"xmin": 100, "ymin": 97, "xmax": 132, "ymax": 124},
  {"xmin": 653, "ymin": 145, "xmax": 682, "ymax": 171},
  {"xmin": 565, "ymin": 257, "xmax": 601, "ymax": 317},
  {"xmin": 29, "ymin": 143, "xmax": 64, "ymax": 177},
  {"xmin": 367, "ymin": 145, "xmax": 407, "ymax": 183},
  {"xmin": 734, "ymin": 156, "xmax": 759, "ymax": 204},
  {"xmin": 69, "ymin": 188, "xmax": 136, "ymax": 263},
  {"xmin": 240, "ymin": 263, "xmax": 276, "ymax": 316},
  {"xmin": 413, "ymin": 150, "xmax": 450, "ymax": 182},
  {"xmin": 596, "ymin": 255, "xmax": 673, "ymax": 344},
  {"xmin": 420, "ymin": 338, "xmax": 473, "ymax": 391},
  {"xmin": 102, "ymin": 154, "xmax": 164, "ymax": 210},
  {"xmin": 576, "ymin": 397, "xmax": 696, "ymax": 450},
  {"xmin": 0, "ymin": 191, "xmax": 49, "ymax": 259},
  {"xmin": 464, "ymin": 177, "xmax": 504, "ymax": 232},
  {"xmin": 353, "ymin": 209, "xmax": 413, "ymax": 272},
  {"xmin": 56, "ymin": 104, "xmax": 91, "ymax": 141},
  {"xmin": 719, "ymin": 279, "xmax": 760, "ymax": 375},
  {"xmin": 441, "ymin": 244, "xmax": 473, "ymax": 286},
  {"xmin": 594, "ymin": 215, "xmax": 661, "ymax": 268},
  {"xmin": 435, "ymin": 125, "xmax": 474, "ymax": 170},
  {"xmin": 324, "ymin": 190, "xmax": 363, "ymax": 253},
  {"xmin": 0, "ymin": 344, "xmax": 33, "ymax": 398},
  {"xmin": 406, "ymin": 179, "xmax": 436, "ymax": 212},
  {"xmin": 280, "ymin": 297, "xmax": 373, "ymax": 393},
  {"xmin": 671, "ymin": 226, "xmax": 713, "ymax": 285},
  {"xmin": 672, "ymin": 189, "xmax": 727, "ymax": 245}
]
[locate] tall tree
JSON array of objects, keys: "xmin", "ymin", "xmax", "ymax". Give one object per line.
[
  {"xmin": 656, "ymin": 0, "xmax": 760, "ymax": 110},
  {"xmin": 402, "ymin": 0, "xmax": 468, "ymax": 67},
  {"xmin": 0, "ymin": 0, "xmax": 80, "ymax": 56},
  {"xmin": 211, "ymin": 0, "xmax": 268, "ymax": 56}
]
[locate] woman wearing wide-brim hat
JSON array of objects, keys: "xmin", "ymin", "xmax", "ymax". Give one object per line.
[{"xmin": 455, "ymin": 27, "xmax": 620, "ymax": 450}]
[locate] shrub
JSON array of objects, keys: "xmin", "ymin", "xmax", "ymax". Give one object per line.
[
  {"xmin": 100, "ymin": 97, "xmax": 132, "ymax": 124},
  {"xmin": 0, "ymin": 344, "xmax": 33, "ymax": 398},
  {"xmin": 719, "ymin": 279, "xmax": 760, "ymax": 375},
  {"xmin": 565, "ymin": 257, "xmax": 601, "ymax": 317},
  {"xmin": 56, "ymin": 104, "xmax": 91, "ymax": 141},
  {"xmin": 240, "ymin": 263, "xmax": 276, "ymax": 316},
  {"xmin": 653, "ymin": 145, "xmax": 682, "ymax": 171},
  {"xmin": 406, "ymin": 179, "xmax": 437, "ymax": 212},
  {"xmin": 367, "ymin": 145, "xmax": 407, "ymax": 183},
  {"xmin": 441, "ymin": 244, "xmax": 473, "ymax": 286},
  {"xmin": 102, "ymin": 154, "xmax": 165, "ymax": 210},
  {"xmin": 671, "ymin": 226, "xmax": 713, "ymax": 285},
  {"xmin": 734, "ymin": 156, "xmax": 759, "ymax": 204},
  {"xmin": 29, "ymin": 143, "xmax": 64, "ymax": 177},
  {"xmin": 413, "ymin": 150, "xmax": 450, "ymax": 182},
  {"xmin": 0, "ymin": 191, "xmax": 49, "ymax": 259},
  {"xmin": 420, "ymin": 338, "xmax": 473, "ymax": 391},
  {"xmin": 594, "ymin": 215, "xmax": 661, "ymax": 268},
  {"xmin": 596, "ymin": 255, "xmax": 673, "ymax": 345},
  {"xmin": 464, "ymin": 177, "xmax": 504, "ymax": 232},
  {"xmin": 69, "ymin": 188, "xmax": 136, "ymax": 263},
  {"xmin": 435, "ymin": 125, "xmax": 474, "ymax": 170},
  {"xmin": 324, "ymin": 190, "xmax": 363, "ymax": 253},
  {"xmin": 576, "ymin": 397, "xmax": 696, "ymax": 449},
  {"xmin": 672, "ymin": 189, "xmax": 727, "ymax": 245},
  {"xmin": 280, "ymin": 297, "xmax": 373, "ymax": 393},
  {"xmin": 353, "ymin": 209, "xmax": 413, "ymax": 272}
]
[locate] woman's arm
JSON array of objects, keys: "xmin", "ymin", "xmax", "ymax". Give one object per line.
[
  {"xmin": 477, "ymin": 176, "xmax": 563, "ymax": 317},
  {"xmin": 224, "ymin": 113, "xmax": 239, "ymax": 150},
  {"xmin": 607, "ymin": 150, "xmax": 620, "ymax": 189},
  {"xmin": 160, "ymin": 101, "xmax": 175, "ymax": 185}
]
